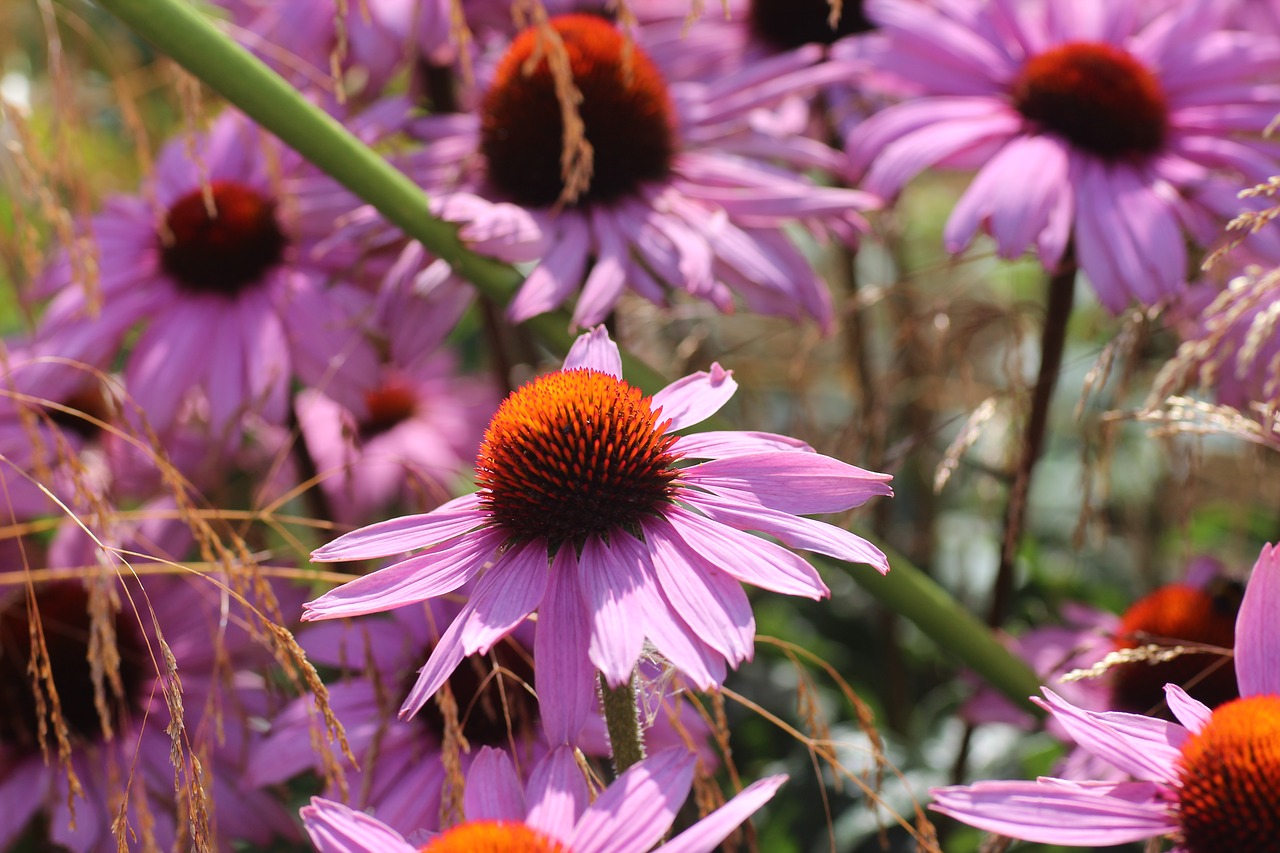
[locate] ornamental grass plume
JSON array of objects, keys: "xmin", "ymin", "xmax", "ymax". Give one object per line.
[
  {"xmin": 301, "ymin": 745, "xmax": 784, "ymax": 853},
  {"xmin": 846, "ymin": 0, "xmax": 1280, "ymax": 312},
  {"xmin": 306, "ymin": 327, "xmax": 892, "ymax": 743},
  {"xmin": 931, "ymin": 542, "xmax": 1280, "ymax": 851}
]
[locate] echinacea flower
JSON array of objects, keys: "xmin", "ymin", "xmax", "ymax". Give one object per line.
[
  {"xmin": 0, "ymin": 524, "xmax": 297, "ymax": 851},
  {"xmin": 305, "ymin": 327, "xmax": 892, "ymax": 743},
  {"xmin": 250, "ymin": 601, "xmax": 713, "ymax": 837},
  {"xmin": 393, "ymin": 13, "xmax": 875, "ymax": 329},
  {"xmin": 33, "ymin": 109, "xmax": 377, "ymax": 443},
  {"xmin": 301, "ymin": 744, "xmax": 784, "ymax": 853},
  {"xmin": 930, "ymin": 542, "xmax": 1280, "ymax": 851},
  {"xmin": 847, "ymin": 0, "xmax": 1280, "ymax": 312}
]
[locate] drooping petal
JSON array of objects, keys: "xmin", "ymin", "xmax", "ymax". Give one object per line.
[
  {"xmin": 535, "ymin": 547, "xmax": 595, "ymax": 745},
  {"xmin": 1236, "ymin": 542, "xmax": 1280, "ymax": 697},
  {"xmin": 929, "ymin": 780, "xmax": 1175, "ymax": 846},
  {"xmin": 1035, "ymin": 689, "xmax": 1185, "ymax": 782},
  {"xmin": 578, "ymin": 536, "xmax": 647, "ymax": 687},
  {"xmin": 464, "ymin": 747, "xmax": 526, "ymax": 822},
  {"xmin": 524, "ymin": 745, "xmax": 589, "ymax": 844},
  {"xmin": 662, "ymin": 775, "xmax": 787, "ymax": 853},
  {"xmin": 1164, "ymin": 684, "xmax": 1212, "ymax": 734},
  {"xmin": 563, "ymin": 326, "xmax": 622, "ymax": 378},
  {"xmin": 650, "ymin": 364, "xmax": 737, "ymax": 431},
  {"xmin": 310, "ymin": 493, "xmax": 485, "ymax": 561},
  {"xmin": 684, "ymin": 452, "xmax": 893, "ymax": 515},
  {"xmin": 300, "ymin": 798, "xmax": 417, "ymax": 853},
  {"xmin": 569, "ymin": 749, "xmax": 696, "ymax": 853},
  {"xmin": 302, "ymin": 528, "xmax": 504, "ymax": 621}
]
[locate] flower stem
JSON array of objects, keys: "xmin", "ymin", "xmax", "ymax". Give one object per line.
[
  {"xmin": 827, "ymin": 546, "xmax": 1045, "ymax": 716},
  {"xmin": 989, "ymin": 257, "xmax": 1077, "ymax": 627},
  {"xmin": 599, "ymin": 672, "xmax": 646, "ymax": 774}
]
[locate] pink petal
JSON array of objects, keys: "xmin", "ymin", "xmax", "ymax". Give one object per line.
[
  {"xmin": 929, "ymin": 780, "xmax": 1175, "ymax": 845},
  {"xmin": 1236, "ymin": 542, "xmax": 1280, "ymax": 697},
  {"xmin": 1035, "ymin": 689, "xmax": 1185, "ymax": 782},
  {"xmin": 310, "ymin": 493, "xmax": 485, "ymax": 561},
  {"xmin": 651, "ymin": 365, "xmax": 737, "ymax": 432},
  {"xmin": 508, "ymin": 219, "xmax": 590, "ymax": 322},
  {"xmin": 563, "ymin": 326, "xmax": 622, "ymax": 378},
  {"xmin": 578, "ymin": 536, "xmax": 647, "ymax": 687},
  {"xmin": 301, "ymin": 798, "xmax": 416, "ymax": 853},
  {"xmin": 464, "ymin": 748, "xmax": 525, "ymax": 822},
  {"xmin": 663, "ymin": 775, "xmax": 787, "ymax": 853},
  {"xmin": 572, "ymin": 209, "xmax": 630, "ymax": 327},
  {"xmin": 524, "ymin": 745, "xmax": 589, "ymax": 843},
  {"xmin": 569, "ymin": 748, "xmax": 695, "ymax": 853},
  {"xmin": 684, "ymin": 452, "xmax": 893, "ymax": 515},
  {"xmin": 673, "ymin": 431, "xmax": 813, "ymax": 459},
  {"xmin": 535, "ymin": 547, "xmax": 595, "ymax": 745},
  {"xmin": 303, "ymin": 528, "xmax": 503, "ymax": 620},
  {"xmin": 1164, "ymin": 684, "xmax": 1212, "ymax": 734}
]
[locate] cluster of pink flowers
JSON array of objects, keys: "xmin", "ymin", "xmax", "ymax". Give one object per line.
[{"xmin": 7, "ymin": 0, "xmax": 1280, "ymax": 849}]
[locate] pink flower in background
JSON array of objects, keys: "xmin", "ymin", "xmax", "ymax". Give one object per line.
[
  {"xmin": 306, "ymin": 327, "xmax": 892, "ymax": 743},
  {"xmin": 249, "ymin": 602, "xmax": 713, "ymax": 837},
  {"xmin": 931, "ymin": 543, "xmax": 1280, "ymax": 850},
  {"xmin": 302, "ymin": 745, "xmax": 784, "ymax": 853},
  {"xmin": 395, "ymin": 13, "xmax": 876, "ymax": 329},
  {"xmin": 0, "ymin": 524, "xmax": 298, "ymax": 851},
  {"xmin": 33, "ymin": 110, "xmax": 377, "ymax": 444},
  {"xmin": 847, "ymin": 0, "xmax": 1280, "ymax": 312}
]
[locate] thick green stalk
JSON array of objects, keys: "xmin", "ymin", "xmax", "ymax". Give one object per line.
[
  {"xmin": 827, "ymin": 545, "xmax": 1045, "ymax": 716},
  {"xmin": 600, "ymin": 673, "xmax": 646, "ymax": 774}
]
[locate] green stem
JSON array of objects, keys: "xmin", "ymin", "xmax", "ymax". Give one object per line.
[
  {"xmin": 600, "ymin": 672, "xmax": 646, "ymax": 774},
  {"xmin": 825, "ymin": 545, "xmax": 1045, "ymax": 717}
]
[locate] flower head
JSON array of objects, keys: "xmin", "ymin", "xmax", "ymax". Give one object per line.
[
  {"xmin": 931, "ymin": 542, "xmax": 1280, "ymax": 850},
  {"xmin": 847, "ymin": 0, "xmax": 1280, "ymax": 312},
  {"xmin": 306, "ymin": 327, "xmax": 892, "ymax": 743},
  {"xmin": 301, "ymin": 745, "xmax": 784, "ymax": 853}
]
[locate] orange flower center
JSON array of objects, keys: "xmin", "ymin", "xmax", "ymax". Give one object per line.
[
  {"xmin": 361, "ymin": 383, "xmax": 419, "ymax": 439},
  {"xmin": 1010, "ymin": 42, "xmax": 1168, "ymax": 160},
  {"xmin": 475, "ymin": 367, "xmax": 680, "ymax": 547},
  {"xmin": 479, "ymin": 14, "xmax": 677, "ymax": 208},
  {"xmin": 420, "ymin": 821, "xmax": 571, "ymax": 853},
  {"xmin": 749, "ymin": 0, "xmax": 872, "ymax": 49},
  {"xmin": 1177, "ymin": 695, "xmax": 1280, "ymax": 853},
  {"xmin": 160, "ymin": 180, "xmax": 287, "ymax": 296},
  {"xmin": 0, "ymin": 582, "xmax": 145, "ymax": 752},
  {"xmin": 1110, "ymin": 581, "xmax": 1240, "ymax": 716}
]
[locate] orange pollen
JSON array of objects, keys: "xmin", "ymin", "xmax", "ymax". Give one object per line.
[
  {"xmin": 1110, "ymin": 582, "xmax": 1240, "ymax": 716},
  {"xmin": 475, "ymin": 367, "xmax": 681, "ymax": 547},
  {"xmin": 1176, "ymin": 695, "xmax": 1280, "ymax": 853},
  {"xmin": 1011, "ymin": 41, "xmax": 1168, "ymax": 161},
  {"xmin": 361, "ymin": 383, "xmax": 418, "ymax": 438},
  {"xmin": 419, "ymin": 820, "xmax": 572, "ymax": 853},
  {"xmin": 479, "ymin": 14, "xmax": 677, "ymax": 208},
  {"xmin": 160, "ymin": 180, "xmax": 287, "ymax": 297}
]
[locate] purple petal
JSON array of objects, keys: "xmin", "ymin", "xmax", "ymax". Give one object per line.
[
  {"xmin": 563, "ymin": 326, "xmax": 622, "ymax": 378},
  {"xmin": 1236, "ymin": 542, "xmax": 1280, "ymax": 697},
  {"xmin": 578, "ymin": 536, "xmax": 647, "ymax": 687},
  {"xmin": 300, "ymin": 798, "xmax": 416, "ymax": 853},
  {"xmin": 684, "ymin": 452, "xmax": 893, "ymax": 515},
  {"xmin": 310, "ymin": 493, "xmax": 485, "ymax": 561},
  {"xmin": 1035, "ymin": 689, "xmax": 1185, "ymax": 782},
  {"xmin": 929, "ymin": 780, "xmax": 1175, "ymax": 845},
  {"xmin": 662, "ymin": 775, "xmax": 787, "ymax": 853},
  {"xmin": 464, "ymin": 747, "xmax": 525, "ymax": 822},
  {"xmin": 302, "ymin": 528, "xmax": 503, "ymax": 620},
  {"xmin": 651, "ymin": 365, "xmax": 737, "ymax": 432},
  {"xmin": 673, "ymin": 431, "xmax": 813, "ymax": 459},
  {"xmin": 664, "ymin": 505, "xmax": 832, "ymax": 598},
  {"xmin": 508, "ymin": 220, "xmax": 590, "ymax": 322},
  {"xmin": 535, "ymin": 547, "xmax": 596, "ymax": 745},
  {"xmin": 1164, "ymin": 684, "xmax": 1212, "ymax": 734},
  {"xmin": 569, "ymin": 749, "xmax": 695, "ymax": 853},
  {"xmin": 524, "ymin": 745, "xmax": 589, "ymax": 843}
]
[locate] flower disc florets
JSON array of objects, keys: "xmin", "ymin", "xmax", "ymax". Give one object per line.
[
  {"xmin": 1177, "ymin": 695, "xmax": 1280, "ymax": 853},
  {"xmin": 478, "ymin": 14, "xmax": 677, "ymax": 208},
  {"xmin": 159, "ymin": 179, "xmax": 287, "ymax": 296},
  {"xmin": 475, "ymin": 368, "xmax": 680, "ymax": 547},
  {"xmin": 419, "ymin": 820, "xmax": 570, "ymax": 853},
  {"xmin": 1011, "ymin": 42, "xmax": 1168, "ymax": 161}
]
